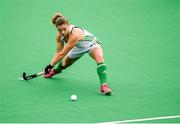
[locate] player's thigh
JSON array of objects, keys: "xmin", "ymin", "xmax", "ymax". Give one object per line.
[{"xmin": 89, "ymin": 47, "xmax": 104, "ymax": 63}]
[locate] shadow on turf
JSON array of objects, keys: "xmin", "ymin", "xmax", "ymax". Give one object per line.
[{"xmin": 19, "ymin": 74, "xmax": 113, "ymax": 97}]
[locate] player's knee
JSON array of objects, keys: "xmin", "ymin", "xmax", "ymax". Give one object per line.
[
  {"xmin": 63, "ymin": 62, "xmax": 71, "ymax": 68},
  {"xmin": 95, "ymin": 55, "xmax": 104, "ymax": 63}
]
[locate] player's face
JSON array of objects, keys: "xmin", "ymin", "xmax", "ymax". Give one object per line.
[{"xmin": 57, "ymin": 24, "xmax": 69, "ymax": 36}]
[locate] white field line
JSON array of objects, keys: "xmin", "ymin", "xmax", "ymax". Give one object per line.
[{"xmin": 99, "ymin": 115, "xmax": 180, "ymax": 124}]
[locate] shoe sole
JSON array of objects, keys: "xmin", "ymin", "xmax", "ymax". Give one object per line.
[{"xmin": 101, "ymin": 89, "xmax": 112, "ymax": 95}]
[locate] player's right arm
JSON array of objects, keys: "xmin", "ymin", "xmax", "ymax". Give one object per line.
[{"xmin": 56, "ymin": 32, "xmax": 64, "ymax": 53}]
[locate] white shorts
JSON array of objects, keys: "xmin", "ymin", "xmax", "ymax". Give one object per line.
[{"xmin": 67, "ymin": 43, "xmax": 101, "ymax": 59}]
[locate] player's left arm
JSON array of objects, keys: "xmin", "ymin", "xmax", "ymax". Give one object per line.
[{"xmin": 50, "ymin": 31, "xmax": 79, "ymax": 66}]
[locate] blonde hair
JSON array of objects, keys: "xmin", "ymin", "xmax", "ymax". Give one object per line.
[{"xmin": 51, "ymin": 12, "xmax": 68, "ymax": 27}]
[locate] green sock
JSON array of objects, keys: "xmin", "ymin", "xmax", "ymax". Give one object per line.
[
  {"xmin": 54, "ymin": 61, "xmax": 64, "ymax": 73},
  {"xmin": 97, "ymin": 62, "xmax": 107, "ymax": 85}
]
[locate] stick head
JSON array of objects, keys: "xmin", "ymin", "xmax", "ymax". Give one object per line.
[{"xmin": 23, "ymin": 72, "xmax": 27, "ymax": 80}]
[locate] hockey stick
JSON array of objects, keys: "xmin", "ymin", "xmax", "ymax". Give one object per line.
[{"xmin": 22, "ymin": 71, "xmax": 45, "ymax": 80}]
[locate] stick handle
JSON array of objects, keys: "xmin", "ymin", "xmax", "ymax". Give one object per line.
[{"xmin": 37, "ymin": 71, "xmax": 45, "ymax": 76}]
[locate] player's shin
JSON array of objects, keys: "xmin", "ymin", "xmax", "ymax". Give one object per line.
[
  {"xmin": 54, "ymin": 61, "xmax": 65, "ymax": 73},
  {"xmin": 97, "ymin": 62, "xmax": 107, "ymax": 85},
  {"xmin": 97, "ymin": 62, "xmax": 112, "ymax": 95}
]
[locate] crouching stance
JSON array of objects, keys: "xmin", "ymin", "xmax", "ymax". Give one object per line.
[{"xmin": 44, "ymin": 12, "xmax": 112, "ymax": 95}]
